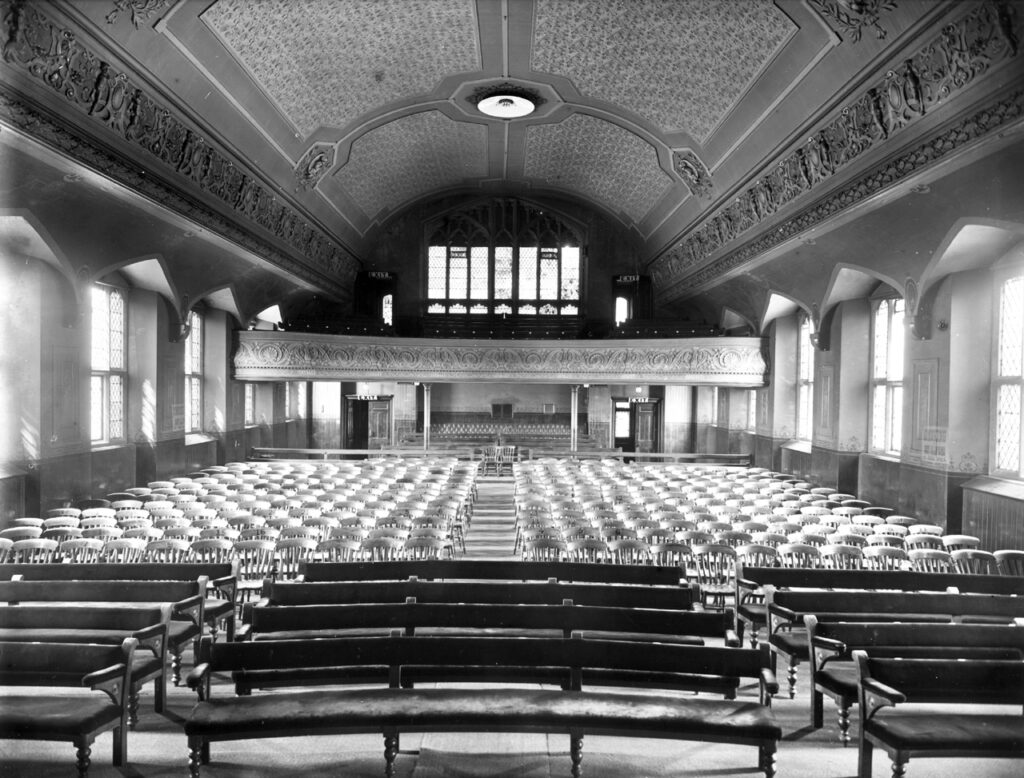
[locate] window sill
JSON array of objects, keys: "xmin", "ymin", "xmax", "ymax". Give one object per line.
[
  {"xmin": 863, "ymin": 451, "xmax": 901, "ymax": 465},
  {"xmin": 90, "ymin": 442, "xmax": 130, "ymax": 454},
  {"xmin": 962, "ymin": 474, "xmax": 1024, "ymax": 500},
  {"xmin": 185, "ymin": 433, "xmax": 217, "ymax": 446},
  {"xmin": 781, "ymin": 440, "xmax": 812, "ymax": 454}
]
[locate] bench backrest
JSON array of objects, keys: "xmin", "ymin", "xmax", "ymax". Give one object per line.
[
  {"xmin": 806, "ymin": 618, "xmax": 1024, "ymax": 665},
  {"xmin": 0, "ymin": 578, "xmax": 204, "ymax": 604},
  {"xmin": 200, "ymin": 634, "xmax": 769, "ymax": 691},
  {"xmin": 0, "ymin": 637, "xmax": 136, "ymax": 690},
  {"xmin": 248, "ymin": 601, "xmax": 731, "ymax": 639},
  {"xmin": 0, "ymin": 562, "xmax": 235, "ymax": 581},
  {"xmin": 738, "ymin": 563, "xmax": 1024, "ymax": 595},
  {"xmin": 854, "ymin": 651, "xmax": 1024, "ymax": 706},
  {"xmin": 262, "ymin": 579, "xmax": 694, "ymax": 610},
  {"xmin": 0, "ymin": 604, "xmax": 171, "ymax": 630},
  {"xmin": 300, "ymin": 560, "xmax": 682, "ymax": 586},
  {"xmin": 768, "ymin": 588, "xmax": 1022, "ymax": 622}
]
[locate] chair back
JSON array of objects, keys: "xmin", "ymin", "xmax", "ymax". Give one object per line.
[
  {"xmin": 59, "ymin": 537, "xmax": 104, "ymax": 563},
  {"xmin": 10, "ymin": 538, "xmax": 59, "ymax": 563},
  {"xmin": 101, "ymin": 537, "xmax": 147, "ymax": 563},
  {"xmin": 907, "ymin": 547, "xmax": 953, "ymax": 574},
  {"xmin": 951, "ymin": 548, "xmax": 1000, "ymax": 576},
  {"xmin": 145, "ymin": 538, "xmax": 192, "ymax": 563}
]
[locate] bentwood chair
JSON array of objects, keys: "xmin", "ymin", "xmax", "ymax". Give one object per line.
[
  {"xmin": 994, "ymin": 549, "xmax": 1024, "ymax": 577},
  {"xmin": 951, "ymin": 548, "xmax": 1000, "ymax": 576},
  {"xmin": 9, "ymin": 538, "xmax": 59, "ymax": 563},
  {"xmin": 690, "ymin": 544, "xmax": 737, "ymax": 610},
  {"xmin": 907, "ymin": 548, "xmax": 953, "ymax": 574}
]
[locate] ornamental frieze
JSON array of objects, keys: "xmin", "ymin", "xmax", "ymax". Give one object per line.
[
  {"xmin": 233, "ymin": 332, "xmax": 768, "ymax": 387},
  {"xmin": 651, "ymin": 0, "xmax": 1021, "ymax": 293},
  {"xmin": 0, "ymin": 0, "xmax": 360, "ymax": 287}
]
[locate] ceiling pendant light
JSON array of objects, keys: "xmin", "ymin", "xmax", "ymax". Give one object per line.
[{"xmin": 478, "ymin": 93, "xmax": 536, "ymax": 119}]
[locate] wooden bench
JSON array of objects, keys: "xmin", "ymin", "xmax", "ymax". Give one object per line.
[
  {"xmin": 0, "ymin": 562, "xmax": 237, "ymax": 641},
  {"xmin": 766, "ymin": 588, "xmax": 1024, "ymax": 698},
  {"xmin": 0, "ymin": 603, "xmax": 171, "ymax": 728},
  {"xmin": 0, "ymin": 637, "xmax": 136, "ymax": 776},
  {"xmin": 185, "ymin": 634, "xmax": 781, "ymax": 778},
  {"xmin": 300, "ymin": 559, "xmax": 685, "ymax": 586},
  {"xmin": 0, "ymin": 579, "xmax": 204, "ymax": 685},
  {"xmin": 805, "ymin": 619, "xmax": 1024, "ymax": 744},
  {"xmin": 735, "ymin": 563, "xmax": 1024, "ymax": 648},
  {"xmin": 854, "ymin": 651, "xmax": 1024, "ymax": 777},
  {"xmin": 239, "ymin": 601, "xmax": 740, "ymax": 695}
]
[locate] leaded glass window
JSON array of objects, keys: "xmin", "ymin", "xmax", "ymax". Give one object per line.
[
  {"xmin": 425, "ymin": 200, "xmax": 584, "ymax": 316},
  {"xmin": 796, "ymin": 315, "xmax": 814, "ymax": 441},
  {"xmin": 870, "ymin": 298, "xmax": 904, "ymax": 453},
  {"xmin": 183, "ymin": 310, "xmax": 203, "ymax": 433},
  {"xmin": 381, "ymin": 294, "xmax": 393, "ymax": 326},
  {"xmin": 995, "ymin": 275, "xmax": 1024, "ymax": 475},
  {"xmin": 90, "ymin": 285, "xmax": 127, "ymax": 444},
  {"xmin": 244, "ymin": 383, "xmax": 256, "ymax": 426}
]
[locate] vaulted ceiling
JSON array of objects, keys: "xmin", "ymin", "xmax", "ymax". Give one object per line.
[{"xmin": 2, "ymin": 0, "xmax": 1023, "ymax": 329}]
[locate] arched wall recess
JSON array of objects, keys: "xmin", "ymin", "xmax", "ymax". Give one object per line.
[
  {"xmin": 818, "ymin": 263, "xmax": 904, "ymax": 351},
  {"xmin": 759, "ymin": 291, "xmax": 808, "ymax": 333},
  {"xmin": 719, "ymin": 306, "xmax": 755, "ymax": 335}
]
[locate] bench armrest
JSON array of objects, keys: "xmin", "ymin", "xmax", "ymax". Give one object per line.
[
  {"xmin": 810, "ymin": 635, "xmax": 847, "ymax": 669},
  {"xmin": 861, "ymin": 678, "xmax": 907, "ymax": 721},
  {"xmin": 133, "ymin": 622, "xmax": 168, "ymax": 658},
  {"xmin": 174, "ymin": 594, "xmax": 205, "ymax": 627},
  {"xmin": 234, "ymin": 623, "xmax": 253, "ymax": 641},
  {"xmin": 211, "ymin": 574, "xmax": 237, "ymax": 598},
  {"xmin": 759, "ymin": 667, "xmax": 779, "ymax": 705},
  {"xmin": 186, "ymin": 662, "xmax": 212, "ymax": 700},
  {"xmin": 83, "ymin": 662, "xmax": 129, "ymax": 705},
  {"xmin": 724, "ymin": 629, "xmax": 741, "ymax": 648}
]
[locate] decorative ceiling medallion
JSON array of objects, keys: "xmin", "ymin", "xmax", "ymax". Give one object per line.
[
  {"xmin": 673, "ymin": 150, "xmax": 714, "ymax": 200},
  {"xmin": 809, "ymin": 0, "xmax": 898, "ymax": 43},
  {"xmin": 478, "ymin": 94, "xmax": 536, "ymax": 119}
]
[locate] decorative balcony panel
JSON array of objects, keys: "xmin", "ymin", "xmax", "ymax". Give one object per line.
[{"xmin": 234, "ymin": 332, "xmax": 767, "ymax": 386}]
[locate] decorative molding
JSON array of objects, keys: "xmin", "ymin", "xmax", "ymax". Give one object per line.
[
  {"xmin": 0, "ymin": 0, "xmax": 360, "ymax": 293},
  {"xmin": 233, "ymin": 332, "xmax": 768, "ymax": 386},
  {"xmin": 294, "ymin": 142, "xmax": 335, "ymax": 192},
  {"xmin": 809, "ymin": 0, "xmax": 898, "ymax": 43},
  {"xmin": 672, "ymin": 150, "xmax": 713, "ymax": 200},
  {"xmin": 105, "ymin": 0, "xmax": 171, "ymax": 29},
  {"xmin": 464, "ymin": 81, "xmax": 546, "ymax": 109},
  {"xmin": 652, "ymin": 0, "xmax": 1022, "ymax": 298}
]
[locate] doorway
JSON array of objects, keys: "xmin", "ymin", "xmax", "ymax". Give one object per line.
[
  {"xmin": 345, "ymin": 395, "xmax": 392, "ymax": 450},
  {"xmin": 613, "ymin": 398, "xmax": 660, "ymax": 455}
]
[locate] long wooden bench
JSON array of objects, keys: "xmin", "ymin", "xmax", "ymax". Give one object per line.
[
  {"xmin": 0, "ymin": 579, "xmax": 204, "ymax": 685},
  {"xmin": 258, "ymin": 578, "xmax": 695, "ymax": 610},
  {"xmin": 239, "ymin": 601, "xmax": 740, "ymax": 695},
  {"xmin": 805, "ymin": 619, "xmax": 1024, "ymax": 744},
  {"xmin": 0, "ymin": 562, "xmax": 237, "ymax": 641},
  {"xmin": 854, "ymin": 651, "xmax": 1024, "ymax": 777},
  {"xmin": 0, "ymin": 637, "xmax": 137, "ymax": 776},
  {"xmin": 0, "ymin": 604, "xmax": 171, "ymax": 728},
  {"xmin": 185, "ymin": 634, "xmax": 781, "ymax": 778},
  {"xmin": 734, "ymin": 563, "xmax": 1024, "ymax": 648},
  {"xmin": 300, "ymin": 559, "xmax": 685, "ymax": 586},
  {"xmin": 766, "ymin": 588, "xmax": 1024, "ymax": 698}
]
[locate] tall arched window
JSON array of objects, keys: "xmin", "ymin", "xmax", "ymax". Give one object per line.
[
  {"xmin": 90, "ymin": 284, "xmax": 126, "ymax": 443},
  {"xmin": 796, "ymin": 315, "xmax": 814, "ymax": 441},
  {"xmin": 995, "ymin": 273, "xmax": 1024, "ymax": 475},
  {"xmin": 871, "ymin": 297, "xmax": 904, "ymax": 454},
  {"xmin": 426, "ymin": 199, "xmax": 583, "ymax": 316}
]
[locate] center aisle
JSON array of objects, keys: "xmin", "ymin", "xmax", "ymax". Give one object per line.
[{"xmin": 461, "ymin": 474, "xmax": 517, "ymax": 559}]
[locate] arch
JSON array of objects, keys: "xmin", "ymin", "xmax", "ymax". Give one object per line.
[
  {"xmin": 820, "ymin": 263, "xmax": 903, "ymax": 320},
  {"xmin": 0, "ymin": 209, "xmax": 81, "ymax": 316},
  {"xmin": 198, "ymin": 284, "xmax": 246, "ymax": 328},
  {"xmin": 914, "ymin": 218, "xmax": 1024, "ymax": 339},
  {"xmin": 719, "ymin": 306, "xmax": 755, "ymax": 335},
  {"xmin": 759, "ymin": 291, "xmax": 810, "ymax": 333},
  {"xmin": 97, "ymin": 255, "xmax": 188, "ymax": 341}
]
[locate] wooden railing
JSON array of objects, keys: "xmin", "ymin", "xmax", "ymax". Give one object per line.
[{"xmin": 249, "ymin": 447, "xmax": 751, "ymax": 466}]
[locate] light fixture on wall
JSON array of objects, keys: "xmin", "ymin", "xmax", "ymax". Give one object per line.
[{"xmin": 469, "ymin": 82, "xmax": 542, "ymax": 119}]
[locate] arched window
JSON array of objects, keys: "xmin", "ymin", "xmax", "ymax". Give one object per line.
[
  {"xmin": 796, "ymin": 315, "xmax": 814, "ymax": 441},
  {"xmin": 183, "ymin": 310, "xmax": 203, "ymax": 433},
  {"xmin": 995, "ymin": 274, "xmax": 1024, "ymax": 475},
  {"xmin": 381, "ymin": 293, "xmax": 393, "ymax": 326},
  {"xmin": 614, "ymin": 296, "xmax": 630, "ymax": 325},
  {"xmin": 426, "ymin": 200, "xmax": 583, "ymax": 316},
  {"xmin": 90, "ymin": 284, "xmax": 126, "ymax": 443},
  {"xmin": 870, "ymin": 297, "xmax": 904, "ymax": 454}
]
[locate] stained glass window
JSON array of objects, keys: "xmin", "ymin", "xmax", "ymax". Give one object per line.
[
  {"xmin": 995, "ymin": 275, "xmax": 1024, "ymax": 474},
  {"xmin": 426, "ymin": 201, "xmax": 584, "ymax": 316},
  {"xmin": 90, "ymin": 285, "xmax": 126, "ymax": 444},
  {"xmin": 244, "ymin": 384, "xmax": 255, "ymax": 426},
  {"xmin": 184, "ymin": 310, "xmax": 203, "ymax": 433},
  {"xmin": 381, "ymin": 294, "xmax": 393, "ymax": 326},
  {"xmin": 539, "ymin": 303, "xmax": 557, "ymax": 315},
  {"xmin": 870, "ymin": 298, "xmax": 904, "ymax": 453},
  {"xmin": 796, "ymin": 316, "xmax": 813, "ymax": 441},
  {"xmin": 494, "ymin": 247, "xmax": 513, "ymax": 299}
]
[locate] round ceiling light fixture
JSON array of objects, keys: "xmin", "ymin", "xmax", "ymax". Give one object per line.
[{"xmin": 478, "ymin": 93, "xmax": 536, "ymax": 119}]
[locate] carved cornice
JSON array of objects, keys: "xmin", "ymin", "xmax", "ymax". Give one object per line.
[
  {"xmin": 0, "ymin": 0, "xmax": 360, "ymax": 295},
  {"xmin": 105, "ymin": 0, "xmax": 171, "ymax": 30},
  {"xmin": 294, "ymin": 142, "xmax": 335, "ymax": 192},
  {"xmin": 233, "ymin": 332, "xmax": 768, "ymax": 386},
  {"xmin": 651, "ymin": 0, "xmax": 1022, "ymax": 298},
  {"xmin": 673, "ymin": 150, "xmax": 714, "ymax": 200}
]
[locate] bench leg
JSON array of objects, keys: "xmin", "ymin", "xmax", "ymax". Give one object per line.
[
  {"xmin": 570, "ymin": 732, "xmax": 584, "ymax": 778},
  {"xmin": 187, "ymin": 736, "xmax": 209, "ymax": 777},
  {"xmin": 786, "ymin": 659, "xmax": 798, "ymax": 699},
  {"xmin": 154, "ymin": 674, "xmax": 167, "ymax": 714},
  {"xmin": 858, "ymin": 734, "xmax": 873, "ymax": 778},
  {"xmin": 128, "ymin": 689, "xmax": 140, "ymax": 729},
  {"xmin": 75, "ymin": 744, "xmax": 91, "ymax": 777},
  {"xmin": 838, "ymin": 705, "xmax": 851, "ymax": 746},
  {"xmin": 383, "ymin": 730, "xmax": 399, "ymax": 777},
  {"xmin": 811, "ymin": 688, "xmax": 823, "ymax": 729},
  {"xmin": 891, "ymin": 759, "xmax": 908, "ymax": 777},
  {"xmin": 171, "ymin": 650, "xmax": 183, "ymax": 686},
  {"xmin": 113, "ymin": 724, "xmax": 126, "ymax": 767},
  {"xmin": 759, "ymin": 744, "xmax": 777, "ymax": 778}
]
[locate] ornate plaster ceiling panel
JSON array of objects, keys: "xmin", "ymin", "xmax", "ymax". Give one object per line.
[
  {"xmin": 335, "ymin": 111, "xmax": 489, "ymax": 221},
  {"xmin": 523, "ymin": 114, "xmax": 673, "ymax": 224},
  {"xmin": 531, "ymin": 0, "xmax": 794, "ymax": 139},
  {"xmin": 203, "ymin": 0, "xmax": 480, "ymax": 137}
]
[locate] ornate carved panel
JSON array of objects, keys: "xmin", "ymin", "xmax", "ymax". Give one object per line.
[
  {"xmin": 651, "ymin": 0, "xmax": 1023, "ymax": 297},
  {"xmin": 234, "ymin": 332, "xmax": 768, "ymax": 387}
]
